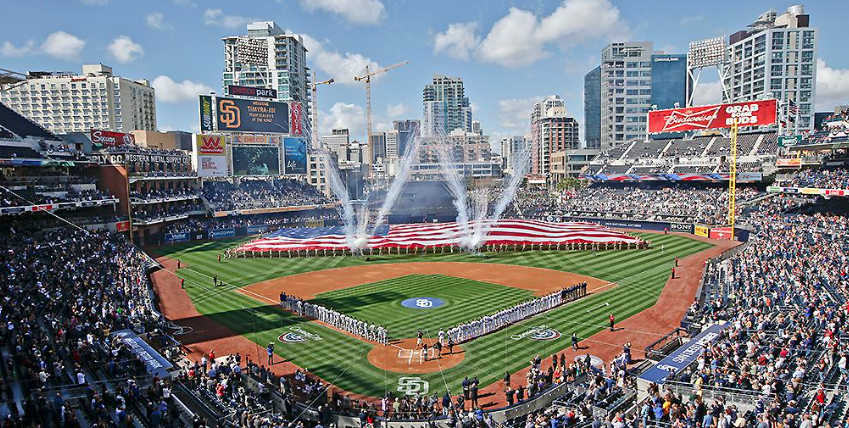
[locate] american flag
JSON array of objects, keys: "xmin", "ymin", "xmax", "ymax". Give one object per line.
[
  {"xmin": 788, "ymin": 100, "xmax": 800, "ymax": 116},
  {"xmin": 236, "ymin": 219, "xmax": 643, "ymax": 252}
]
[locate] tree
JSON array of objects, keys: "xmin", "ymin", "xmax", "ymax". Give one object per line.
[{"xmin": 556, "ymin": 177, "xmax": 585, "ymax": 191}]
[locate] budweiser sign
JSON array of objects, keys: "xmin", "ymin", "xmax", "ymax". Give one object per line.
[
  {"xmin": 196, "ymin": 134, "xmax": 226, "ymax": 155},
  {"xmin": 90, "ymin": 129, "xmax": 134, "ymax": 146},
  {"xmin": 648, "ymin": 99, "xmax": 777, "ymax": 133}
]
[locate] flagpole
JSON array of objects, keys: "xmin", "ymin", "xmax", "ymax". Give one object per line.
[{"xmin": 778, "ymin": 99, "xmax": 783, "ymax": 137}]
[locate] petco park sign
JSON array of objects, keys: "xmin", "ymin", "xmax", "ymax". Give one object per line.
[{"xmin": 648, "ymin": 99, "xmax": 777, "ymax": 133}]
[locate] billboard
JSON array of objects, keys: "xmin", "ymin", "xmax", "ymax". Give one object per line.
[
  {"xmin": 90, "ymin": 129, "xmax": 134, "ymax": 146},
  {"xmin": 216, "ymin": 96, "xmax": 289, "ymax": 134},
  {"xmin": 195, "ymin": 134, "xmax": 228, "ymax": 177},
  {"xmin": 199, "ymin": 95, "xmax": 214, "ymax": 132},
  {"xmin": 232, "ymin": 145, "xmax": 280, "ymax": 176},
  {"xmin": 283, "ymin": 137, "xmax": 307, "ymax": 174},
  {"xmin": 227, "ymin": 84, "xmax": 277, "ymax": 99},
  {"xmin": 648, "ymin": 99, "xmax": 777, "ymax": 133},
  {"xmin": 290, "ymin": 102, "xmax": 303, "ymax": 136}
]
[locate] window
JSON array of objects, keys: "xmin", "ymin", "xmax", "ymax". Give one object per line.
[
  {"xmin": 801, "ymin": 51, "xmax": 814, "ymax": 63},
  {"xmin": 770, "ymin": 78, "xmax": 783, "ymax": 90},
  {"xmin": 771, "ymin": 52, "xmax": 783, "ymax": 62}
]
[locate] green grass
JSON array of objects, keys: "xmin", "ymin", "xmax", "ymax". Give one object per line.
[
  {"xmin": 311, "ymin": 274, "xmax": 535, "ymax": 336},
  {"xmin": 148, "ymin": 232, "xmax": 712, "ymax": 398}
]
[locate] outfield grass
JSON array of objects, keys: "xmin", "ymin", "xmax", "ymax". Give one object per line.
[{"xmin": 149, "ymin": 232, "xmax": 712, "ymax": 398}]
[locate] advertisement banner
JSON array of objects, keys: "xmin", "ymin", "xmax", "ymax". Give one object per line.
[
  {"xmin": 115, "ymin": 220, "xmax": 131, "ymax": 232},
  {"xmin": 283, "ymin": 137, "xmax": 307, "ymax": 174},
  {"xmin": 227, "ymin": 84, "xmax": 277, "ymax": 99},
  {"xmin": 199, "ymin": 95, "xmax": 214, "ymax": 132},
  {"xmin": 247, "ymin": 224, "xmax": 269, "ymax": 235},
  {"xmin": 165, "ymin": 232, "xmax": 189, "ymax": 243},
  {"xmin": 647, "ymin": 99, "xmax": 777, "ymax": 133},
  {"xmin": 232, "ymin": 145, "xmax": 280, "ymax": 176},
  {"xmin": 111, "ymin": 329, "xmax": 173, "ymax": 378},
  {"xmin": 767, "ymin": 186, "xmax": 849, "ymax": 197},
  {"xmin": 694, "ymin": 225, "xmax": 709, "ymax": 237},
  {"xmin": 216, "ymin": 96, "xmax": 289, "ymax": 134},
  {"xmin": 195, "ymin": 134, "xmax": 228, "ymax": 177},
  {"xmin": 90, "ymin": 129, "xmax": 135, "ymax": 146},
  {"xmin": 208, "ymin": 228, "xmax": 236, "ymax": 240},
  {"xmin": 232, "ymin": 134, "xmax": 273, "ymax": 144},
  {"xmin": 709, "ymin": 227, "xmax": 733, "ymax": 240},
  {"xmin": 639, "ymin": 323, "xmax": 727, "ymax": 384},
  {"xmin": 290, "ymin": 102, "xmax": 303, "ymax": 136},
  {"xmin": 90, "ymin": 152, "xmax": 191, "ymax": 166},
  {"xmin": 668, "ymin": 223, "xmax": 693, "ymax": 234},
  {"xmin": 776, "ymin": 158, "xmax": 803, "ymax": 167}
]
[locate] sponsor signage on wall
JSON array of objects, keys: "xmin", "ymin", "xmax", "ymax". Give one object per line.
[
  {"xmin": 227, "ymin": 84, "xmax": 277, "ymax": 99},
  {"xmin": 90, "ymin": 129, "xmax": 134, "ymax": 146},
  {"xmin": 194, "ymin": 134, "xmax": 228, "ymax": 177},
  {"xmin": 283, "ymin": 137, "xmax": 307, "ymax": 174},
  {"xmin": 647, "ymin": 99, "xmax": 777, "ymax": 134},
  {"xmin": 90, "ymin": 152, "xmax": 190, "ymax": 165},
  {"xmin": 767, "ymin": 186, "xmax": 849, "ymax": 197},
  {"xmin": 199, "ymin": 95, "xmax": 214, "ymax": 132},
  {"xmin": 208, "ymin": 228, "xmax": 236, "ymax": 240},
  {"xmin": 215, "ymin": 96, "xmax": 289, "ymax": 134},
  {"xmin": 290, "ymin": 102, "xmax": 303, "ymax": 136}
]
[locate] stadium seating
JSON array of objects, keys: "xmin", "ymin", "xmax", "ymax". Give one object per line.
[
  {"xmin": 0, "ymin": 101, "xmax": 61, "ymax": 141},
  {"xmin": 203, "ymin": 178, "xmax": 331, "ymax": 211}
]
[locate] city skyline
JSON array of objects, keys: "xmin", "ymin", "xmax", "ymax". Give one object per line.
[{"xmin": 1, "ymin": 0, "xmax": 848, "ymax": 153}]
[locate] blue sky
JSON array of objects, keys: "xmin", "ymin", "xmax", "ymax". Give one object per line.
[{"xmin": 2, "ymin": 0, "xmax": 848, "ymax": 151}]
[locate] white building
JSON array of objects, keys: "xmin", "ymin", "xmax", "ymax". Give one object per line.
[
  {"xmin": 222, "ymin": 21, "xmax": 310, "ymax": 118},
  {"xmin": 530, "ymin": 96, "xmax": 579, "ymax": 177},
  {"xmin": 501, "ymin": 135, "xmax": 529, "ymax": 175},
  {"xmin": 0, "ymin": 64, "xmax": 156, "ymax": 135},
  {"xmin": 723, "ymin": 5, "xmax": 817, "ymax": 131},
  {"xmin": 385, "ymin": 130, "xmax": 399, "ymax": 158},
  {"xmin": 600, "ymin": 42, "xmax": 654, "ymax": 150}
]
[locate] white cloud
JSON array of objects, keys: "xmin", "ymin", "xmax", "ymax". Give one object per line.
[
  {"xmin": 470, "ymin": 102, "xmax": 480, "ymax": 115},
  {"xmin": 146, "ymin": 12, "xmax": 170, "ymax": 30},
  {"xmin": 1, "ymin": 40, "xmax": 35, "ymax": 57},
  {"xmin": 298, "ymin": 0, "xmax": 386, "ymax": 26},
  {"xmin": 151, "ymin": 76, "xmax": 214, "ymax": 103},
  {"xmin": 498, "ymin": 96, "xmax": 545, "ymax": 130},
  {"xmin": 107, "ymin": 36, "xmax": 144, "ymax": 64},
  {"xmin": 816, "ymin": 58, "xmax": 849, "ymax": 111},
  {"xmin": 320, "ymin": 102, "xmax": 367, "ymax": 138},
  {"xmin": 41, "ymin": 31, "xmax": 86, "ymax": 61},
  {"xmin": 386, "ymin": 103, "xmax": 409, "ymax": 118},
  {"xmin": 433, "ymin": 22, "xmax": 480, "ymax": 61},
  {"xmin": 203, "ymin": 9, "xmax": 256, "ymax": 29},
  {"xmin": 691, "ymin": 81, "xmax": 723, "ymax": 106},
  {"xmin": 299, "ymin": 33, "xmax": 382, "ymax": 86},
  {"xmin": 436, "ymin": 0, "xmax": 627, "ymax": 69}
]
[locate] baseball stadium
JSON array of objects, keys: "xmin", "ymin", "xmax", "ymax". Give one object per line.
[{"xmin": 1, "ymin": 2, "xmax": 849, "ymax": 428}]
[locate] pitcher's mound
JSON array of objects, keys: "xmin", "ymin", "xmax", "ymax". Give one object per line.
[{"xmin": 368, "ymin": 338, "xmax": 465, "ymax": 374}]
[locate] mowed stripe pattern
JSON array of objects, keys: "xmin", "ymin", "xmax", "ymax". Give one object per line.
[
  {"xmin": 151, "ymin": 232, "xmax": 711, "ymax": 398},
  {"xmin": 236, "ymin": 219, "xmax": 642, "ymax": 252},
  {"xmin": 310, "ymin": 274, "xmax": 535, "ymax": 337}
]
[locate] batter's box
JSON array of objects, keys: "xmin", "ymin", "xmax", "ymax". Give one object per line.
[{"xmin": 397, "ymin": 348, "xmax": 438, "ymax": 365}]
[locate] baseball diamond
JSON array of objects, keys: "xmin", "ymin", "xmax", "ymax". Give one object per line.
[{"xmin": 149, "ymin": 231, "xmax": 712, "ymax": 399}]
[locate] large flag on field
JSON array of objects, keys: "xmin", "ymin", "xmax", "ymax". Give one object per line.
[{"xmin": 236, "ymin": 219, "xmax": 642, "ymax": 252}]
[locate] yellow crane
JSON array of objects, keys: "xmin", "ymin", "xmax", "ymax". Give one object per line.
[
  {"xmin": 354, "ymin": 61, "xmax": 409, "ymax": 175},
  {"xmin": 311, "ymin": 71, "xmax": 335, "ymax": 150}
]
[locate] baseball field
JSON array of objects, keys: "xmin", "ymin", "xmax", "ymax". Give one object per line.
[{"xmin": 149, "ymin": 231, "xmax": 713, "ymax": 402}]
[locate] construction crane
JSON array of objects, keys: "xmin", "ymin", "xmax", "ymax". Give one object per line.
[
  {"xmin": 354, "ymin": 61, "xmax": 408, "ymax": 176},
  {"xmin": 311, "ymin": 71, "xmax": 335, "ymax": 151}
]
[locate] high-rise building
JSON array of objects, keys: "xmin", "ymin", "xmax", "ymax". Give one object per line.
[
  {"xmin": 393, "ymin": 119, "xmax": 420, "ymax": 156},
  {"xmin": 323, "ymin": 128, "xmax": 350, "ymax": 160},
  {"xmin": 724, "ymin": 5, "xmax": 817, "ymax": 131},
  {"xmin": 385, "ymin": 130, "xmax": 399, "ymax": 158},
  {"xmin": 0, "ymin": 64, "xmax": 156, "ymax": 135},
  {"xmin": 471, "ymin": 120, "xmax": 483, "ymax": 135},
  {"xmin": 501, "ymin": 135, "xmax": 529, "ymax": 175},
  {"xmin": 422, "ymin": 75, "xmax": 472, "ymax": 135},
  {"xmin": 592, "ymin": 42, "xmax": 689, "ymax": 151},
  {"xmin": 530, "ymin": 96, "xmax": 579, "ymax": 177},
  {"xmin": 584, "ymin": 66, "xmax": 602, "ymax": 150},
  {"xmin": 221, "ymin": 21, "xmax": 310, "ymax": 119},
  {"xmin": 421, "ymin": 129, "xmax": 490, "ymax": 164},
  {"xmin": 369, "ymin": 132, "xmax": 386, "ymax": 163}
]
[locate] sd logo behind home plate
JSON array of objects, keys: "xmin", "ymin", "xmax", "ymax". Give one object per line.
[{"xmin": 278, "ymin": 326, "xmax": 322, "ymax": 343}]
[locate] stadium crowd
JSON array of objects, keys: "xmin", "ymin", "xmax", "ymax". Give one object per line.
[
  {"xmin": 203, "ymin": 179, "xmax": 331, "ymax": 211},
  {"xmin": 0, "ymin": 187, "xmax": 115, "ymax": 207},
  {"xmin": 779, "ymin": 167, "xmax": 849, "ymax": 189}
]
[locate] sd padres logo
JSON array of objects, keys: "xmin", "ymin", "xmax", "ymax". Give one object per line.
[
  {"xmin": 278, "ymin": 326, "xmax": 322, "ymax": 343},
  {"xmin": 401, "ymin": 297, "xmax": 445, "ymax": 309},
  {"xmin": 397, "ymin": 377, "xmax": 429, "ymax": 396},
  {"xmin": 219, "ymin": 99, "xmax": 241, "ymax": 128},
  {"xmin": 511, "ymin": 324, "xmax": 561, "ymax": 341}
]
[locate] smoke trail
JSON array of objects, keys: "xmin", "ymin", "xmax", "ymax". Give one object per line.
[{"xmin": 370, "ymin": 127, "xmax": 423, "ymax": 235}]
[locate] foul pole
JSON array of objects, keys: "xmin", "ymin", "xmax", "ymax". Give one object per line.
[{"xmin": 727, "ymin": 119, "xmax": 738, "ymax": 239}]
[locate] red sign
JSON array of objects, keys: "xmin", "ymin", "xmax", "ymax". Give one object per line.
[
  {"xmin": 648, "ymin": 100, "xmax": 777, "ymax": 134},
  {"xmin": 90, "ymin": 129, "xmax": 134, "ymax": 146},
  {"xmin": 709, "ymin": 227, "xmax": 733, "ymax": 240},
  {"xmin": 290, "ymin": 102, "xmax": 303, "ymax": 136},
  {"xmin": 115, "ymin": 220, "xmax": 131, "ymax": 232},
  {"xmin": 30, "ymin": 204, "xmax": 54, "ymax": 212},
  {"xmin": 197, "ymin": 135, "xmax": 226, "ymax": 155}
]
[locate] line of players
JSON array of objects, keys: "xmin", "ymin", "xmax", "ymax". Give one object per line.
[
  {"xmin": 441, "ymin": 282, "xmax": 588, "ymax": 345},
  {"xmin": 279, "ymin": 292, "xmax": 390, "ymax": 345}
]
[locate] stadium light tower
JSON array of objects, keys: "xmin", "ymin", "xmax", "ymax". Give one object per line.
[{"xmin": 687, "ymin": 37, "xmax": 730, "ymax": 107}]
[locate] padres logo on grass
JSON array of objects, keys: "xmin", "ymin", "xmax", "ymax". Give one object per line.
[
  {"xmin": 401, "ymin": 297, "xmax": 445, "ymax": 309},
  {"xmin": 510, "ymin": 324, "xmax": 561, "ymax": 341},
  {"xmin": 397, "ymin": 377, "xmax": 429, "ymax": 396},
  {"xmin": 278, "ymin": 326, "xmax": 322, "ymax": 343}
]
